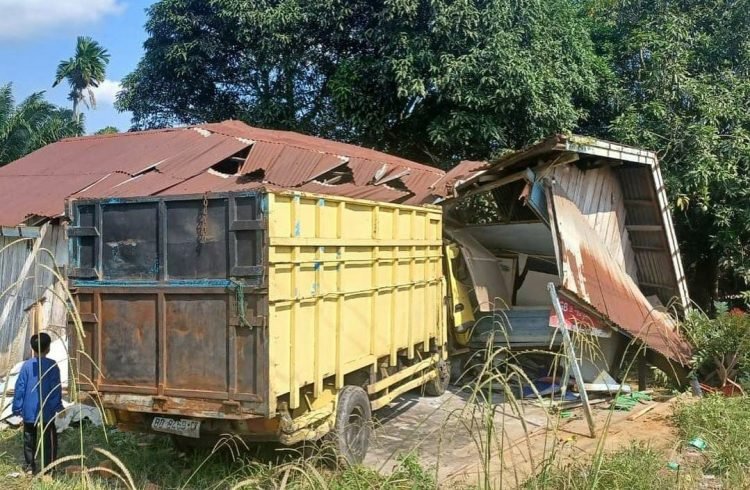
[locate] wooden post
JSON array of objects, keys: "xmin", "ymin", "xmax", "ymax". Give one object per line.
[{"xmin": 638, "ymin": 353, "xmax": 648, "ymax": 392}]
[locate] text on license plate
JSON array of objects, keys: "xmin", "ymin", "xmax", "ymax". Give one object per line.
[{"xmin": 151, "ymin": 417, "xmax": 201, "ymax": 438}]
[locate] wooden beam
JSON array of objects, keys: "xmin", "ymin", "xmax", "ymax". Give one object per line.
[
  {"xmin": 624, "ymin": 199, "xmax": 658, "ymax": 207},
  {"xmin": 638, "ymin": 281, "xmax": 674, "ymax": 290},
  {"xmin": 631, "ymin": 245, "xmax": 666, "ymax": 252},
  {"xmin": 626, "ymin": 225, "xmax": 663, "ymax": 232}
]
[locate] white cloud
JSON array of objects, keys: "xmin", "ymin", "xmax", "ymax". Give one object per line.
[
  {"xmin": 0, "ymin": 0, "xmax": 125, "ymax": 40},
  {"xmin": 90, "ymin": 79, "xmax": 122, "ymax": 107}
]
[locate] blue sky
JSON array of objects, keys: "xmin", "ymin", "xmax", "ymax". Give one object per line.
[{"xmin": 0, "ymin": 0, "xmax": 154, "ymax": 133}]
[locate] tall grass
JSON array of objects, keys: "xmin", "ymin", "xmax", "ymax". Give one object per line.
[{"xmin": 1, "ymin": 239, "xmax": 721, "ymax": 490}]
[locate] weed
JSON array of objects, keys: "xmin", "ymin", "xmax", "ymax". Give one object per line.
[{"xmin": 674, "ymin": 395, "xmax": 750, "ymax": 487}]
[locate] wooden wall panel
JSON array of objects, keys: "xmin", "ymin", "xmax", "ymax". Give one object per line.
[{"xmin": 552, "ymin": 165, "xmax": 638, "ymax": 281}]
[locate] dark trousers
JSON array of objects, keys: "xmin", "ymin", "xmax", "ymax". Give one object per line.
[{"xmin": 23, "ymin": 421, "xmax": 57, "ymax": 473}]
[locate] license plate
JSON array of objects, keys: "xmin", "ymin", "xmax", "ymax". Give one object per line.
[{"xmin": 151, "ymin": 417, "xmax": 201, "ymax": 438}]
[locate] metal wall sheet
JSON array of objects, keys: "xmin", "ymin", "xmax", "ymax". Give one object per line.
[
  {"xmin": 464, "ymin": 222, "xmax": 556, "ymax": 257},
  {"xmin": 549, "ymin": 184, "xmax": 692, "ymax": 364}
]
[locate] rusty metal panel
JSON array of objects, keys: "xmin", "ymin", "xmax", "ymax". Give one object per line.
[
  {"xmin": 164, "ymin": 294, "xmax": 229, "ymax": 393},
  {"xmin": 100, "ymin": 294, "xmax": 159, "ymax": 389},
  {"xmin": 548, "ymin": 183, "xmax": 691, "ymax": 364}
]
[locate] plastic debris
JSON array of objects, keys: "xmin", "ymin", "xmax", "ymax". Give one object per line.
[
  {"xmin": 688, "ymin": 437, "xmax": 707, "ymax": 451},
  {"xmin": 611, "ymin": 391, "xmax": 652, "ymax": 411},
  {"xmin": 55, "ymin": 402, "xmax": 103, "ymax": 433}
]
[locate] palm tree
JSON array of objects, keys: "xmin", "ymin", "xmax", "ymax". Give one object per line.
[
  {"xmin": 0, "ymin": 84, "xmax": 83, "ymax": 166},
  {"xmin": 53, "ymin": 36, "xmax": 110, "ymax": 121}
]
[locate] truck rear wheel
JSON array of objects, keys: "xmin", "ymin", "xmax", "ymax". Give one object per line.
[
  {"xmin": 333, "ymin": 385, "xmax": 371, "ymax": 466},
  {"xmin": 424, "ymin": 359, "xmax": 451, "ymax": 396}
]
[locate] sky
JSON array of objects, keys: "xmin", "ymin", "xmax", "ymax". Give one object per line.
[{"xmin": 0, "ymin": 0, "xmax": 154, "ymax": 133}]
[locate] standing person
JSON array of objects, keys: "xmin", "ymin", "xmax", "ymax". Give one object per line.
[{"xmin": 12, "ymin": 333, "xmax": 64, "ymax": 475}]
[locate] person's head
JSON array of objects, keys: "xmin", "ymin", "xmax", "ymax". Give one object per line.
[{"xmin": 30, "ymin": 332, "xmax": 51, "ymax": 357}]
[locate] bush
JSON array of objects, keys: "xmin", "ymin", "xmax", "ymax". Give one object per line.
[{"xmin": 682, "ymin": 303, "xmax": 750, "ymax": 389}]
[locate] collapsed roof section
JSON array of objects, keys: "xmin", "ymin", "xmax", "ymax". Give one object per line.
[{"xmin": 0, "ymin": 120, "xmax": 446, "ymax": 226}]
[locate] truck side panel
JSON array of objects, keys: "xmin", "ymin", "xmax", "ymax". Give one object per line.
[{"xmin": 266, "ymin": 192, "xmax": 445, "ymax": 410}]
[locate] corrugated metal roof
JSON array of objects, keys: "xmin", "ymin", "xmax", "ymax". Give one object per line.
[{"xmin": 0, "ymin": 121, "xmax": 447, "ymax": 226}]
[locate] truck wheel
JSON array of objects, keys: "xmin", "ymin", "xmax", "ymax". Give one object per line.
[
  {"xmin": 171, "ymin": 435, "xmax": 216, "ymax": 453},
  {"xmin": 424, "ymin": 359, "xmax": 451, "ymax": 396},
  {"xmin": 333, "ymin": 385, "xmax": 372, "ymax": 466}
]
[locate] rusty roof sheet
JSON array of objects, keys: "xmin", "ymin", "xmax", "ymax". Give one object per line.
[
  {"xmin": 241, "ymin": 141, "xmax": 347, "ymax": 186},
  {"xmin": 550, "ymin": 183, "xmax": 692, "ymax": 365},
  {"xmin": 432, "ymin": 160, "xmax": 490, "ymax": 198},
  {"xmin": 0, "ymin": 120, "xmax": 446, "ymax": 226}
]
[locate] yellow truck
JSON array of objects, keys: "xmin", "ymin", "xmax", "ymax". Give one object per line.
[{"xmin": 67, "ymin": 190, "xmax": 449, "ymax": 464}]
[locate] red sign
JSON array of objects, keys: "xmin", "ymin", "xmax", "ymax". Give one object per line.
[{"xmin": 549, "ymin": 298, "xmax": 610, "ymax": 338}]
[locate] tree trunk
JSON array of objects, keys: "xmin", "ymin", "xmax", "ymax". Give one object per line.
[{"xmin": 690, "ymin": 252, "xmax": 720, "ymax": 312}]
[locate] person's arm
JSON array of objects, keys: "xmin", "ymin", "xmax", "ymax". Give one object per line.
[
  {"xmin": 48, "ymin": 364, "xmax": 63, "ymax": 414},
  {"xmin": 11, "ymin": 364, "xmax": 27, "ymax": 416}
]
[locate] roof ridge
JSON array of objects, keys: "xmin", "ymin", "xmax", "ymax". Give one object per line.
[
  {"xmin": 60, "ymin": 126, "xmax": 187, "ymax": 143},
  {"xmin": 201, "ymin": 121, "xmax": 445, "ymax": 176}
]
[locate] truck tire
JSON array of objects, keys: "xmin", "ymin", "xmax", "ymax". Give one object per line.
[
  {"xmin": 171, "ymin": 435, "xmax": 216, "ymax": 453},
  {"xmin": 424, "ymin": 359, "xmax": 451, "ymax": 396},
  {"xmin": 333, "ymin": 385, "xmax": 372, "ymax": 466}
]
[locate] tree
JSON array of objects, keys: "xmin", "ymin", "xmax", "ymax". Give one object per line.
[
  {"xmin": 0, "ymin": 84, "xmax": 83, "ymax": 166},
  {"xmin": 588, "ymin": 0, "xmax": 750, "ymax": 309},
  {"xmin": 117, "ymin": 0, "xmax": 602, "ymax": 163},
  {"xmin": 94, "ymin": 126, "xmax": 119, "ymax": 135},
  {"xmin": 53, "ymin": 36, "xmax": 111, "ymax": 121}
]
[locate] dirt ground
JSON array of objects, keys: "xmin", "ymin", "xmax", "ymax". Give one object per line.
[{"xmin": 365, "ymin": 387, "xmax": 682, "ymax": 488}]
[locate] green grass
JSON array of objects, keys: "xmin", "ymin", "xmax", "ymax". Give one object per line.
[
  {"xmin": 524, "ymin": 443, "xmax": 675, "ymax": 490},
  {"xmin": 0, "ymin": 422, "xmax": 437, "ymax": 489},
  {"xmin": 673, "ymin": 395, "xmax": 750, "ymax": 488},
  {"xmin": 524, "ymin": 395, "xmax": 750, "ymax": 490}
]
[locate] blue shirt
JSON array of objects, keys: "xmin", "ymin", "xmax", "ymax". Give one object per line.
[{"xmin": 12, "ymin": 357, "xmax": 63, "ymax": 425}]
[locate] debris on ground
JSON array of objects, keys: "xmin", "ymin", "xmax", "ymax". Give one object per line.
[
  {"xmin": 611, "ymin": 391, "xmax": 652, "ymax": 410},
  {"xmin": 55, "ymin": 402, "xmax": 103, "ymax": 433}
]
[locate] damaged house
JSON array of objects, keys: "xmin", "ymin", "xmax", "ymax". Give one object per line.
[
  {"xmin": 0, "ymin": 123, "xmax": 691, "ymax": 393},
  {"xmin": 436, "ymin": 135, "xmax": 692, "ymax": 382}
]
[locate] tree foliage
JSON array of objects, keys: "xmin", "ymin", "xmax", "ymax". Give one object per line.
[
  {"xmin": 0, "ymin": 84, "xmax": 83, "ymax": 166},
  {"xmin": 117, "ymin": 0, "xmax": 602, "ymax": 163},
  {"xmin": 53, "ymin": 36, "xmax": 111, "ymax": 121},
  {"xmin": 94, "ymin": 125, "xmax": 119, "ymax": 135},
  {"xmin": 117, "ymin": 0, "xmax": 750, "ymax": 306},
  {"xmin": 589, "ymin": 0, "xmax": 750, "ymax": 306}
]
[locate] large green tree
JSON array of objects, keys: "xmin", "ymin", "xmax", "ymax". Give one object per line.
[
  {"xmin": 0, "ymin": 84, "xmax": 83, "ymax": 166},
  {"xmin": 53, "ymin": 36, "xmax": 111, "ymax": 122},
  {"xmin": 588, "ymin": 0, "xmax": 750, "ymax": 308},
  {"xmin": 117, "ymin": 0, "xmax": 602, "ymax": 163}
]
